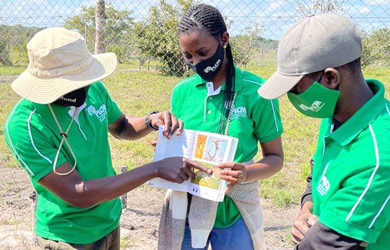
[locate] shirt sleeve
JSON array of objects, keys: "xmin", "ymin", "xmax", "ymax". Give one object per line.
[
  {"xmin": 252, "ymin": 98, "xmax": 283, "ymax": 143},
  {"xmin": 297, "ymin": 221, "xmax": 365, "ymax": 250},
  {"xmin": 318, "ymin": 163, "xmax": 390, "ymax": 243},
  {"xmin": 98, "ymin": 81, "xmax": 122, "ymax": 124},
  {"xmin": 4, "ymin": 120, "xmax": 67, "ymax": 182},
  {"xmin": 170, "ymin": 84, "xmax": 181, "ymax": 118}
]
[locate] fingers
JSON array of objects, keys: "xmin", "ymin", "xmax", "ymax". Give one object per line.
[
  {"xmin": 155, "ymin": 111, "xmax": 183, "ymax": 138},
  {"xmin": 163, "ymin": 113, "xmax": 183, "ymax": 138},
  {"xmin": 173, "ymin": 176, "xmax": 184, "ymax": 183},
  {"xmin": 169, "ymin": 115, "xmax": 179, "ymax": 138},
  {"xmin": 308, "ymin": 214, "xmax": 318, "ymax": 226},
  {"xmin": 292, "ymin": 218, "xmax": 310, "ymax": 240},
  {"xmin": 290, "ymin": 207, "xmax": 315, "ymax": 245},
  {"xmin": 291, "ymin": 232, "xmax": 303, "ymax": 244},
  {"xmin": 220, "ymin": 169, "xmax": 242, "ymax": 178},
  {"xmin": 178, "ymin": 172, "xmax": 189, "ymax": 182},
  {"xmin": 177, "ymin": 120, "xmax": 184, "ymax": 135},
  {"xmin": 162, "ymin": 111, "xmax": 172, "ymax": 138},
  {"xmin": 225, "ymin": 182, "xmax": 234, "ymax": 193},
  {"xmin": 182, "ymin": 166, "xmax": 195, "ymax": 179},
  {"xmin": 219, "ymin": 175, "xmax": 238, "ymax": 183},
  {"xmin": 291, "ymin": 226, "xmax": 305, "ymax": 244},
  {"xmin": 184, "ymin": 158, "xmax": 211, "ymax": 174},
  {"xmin": 217, "ymin": 162, "xmax": 236, "ymax": 169}
]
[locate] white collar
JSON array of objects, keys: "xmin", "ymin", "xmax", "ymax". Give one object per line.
[
  {"xmin": 206, "ymin": 82, "xmax": 221, "ymax": 96},
  {"xmin": 68, "ymin": 103, "xmax": 87, "ymax": 123}
]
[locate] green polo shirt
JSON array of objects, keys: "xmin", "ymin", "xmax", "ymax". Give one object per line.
[
  {"xmin": 171, "ymin": 66, "xmax": 283, "ymax": 228},
  {"xmin": 312, "ymin": 79, "xmax": 390, "ymax": 249},
  {"xmin": 4, "ymin": 81, "xmax": 122, "ymax": 244}
]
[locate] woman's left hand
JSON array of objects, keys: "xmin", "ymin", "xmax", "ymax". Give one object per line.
[{"xmin": 216, "ymin": 162, "xmax": 248, "ymax": 191}]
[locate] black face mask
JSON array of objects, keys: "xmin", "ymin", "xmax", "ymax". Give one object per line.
[
  {"xmin": 53, "ymin": 86, "xmax": 90, "ymax": 107},
  {"xmin": 188, "ymin": 44, "xmax": 225, "ymax": 82}
]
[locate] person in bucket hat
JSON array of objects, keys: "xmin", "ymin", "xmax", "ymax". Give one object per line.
[
  {"xmin": 4, "ymin": 27, "xmax": 210, "ymax": 249},
  {"xmin": 258, "ymin": 14, "xmax": 390, "ymax": 249}
]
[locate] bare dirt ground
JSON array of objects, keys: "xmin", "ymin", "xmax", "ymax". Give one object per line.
[
  {"xmin": 0, "ymin": 76, "xmax": 17, "ymax": 84},
  {"xmin": 0, "ymin": 167, "xmax": 299, "ymax": 250}
]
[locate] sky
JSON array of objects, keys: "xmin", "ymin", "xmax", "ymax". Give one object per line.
[{"xmin": 0, "ymin": 0, "xmax": 389, "ymax": 40}]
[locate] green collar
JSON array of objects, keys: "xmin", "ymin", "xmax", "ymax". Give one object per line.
[
  {"xmin": 31, "ymin": 101, "xmax": 79, "ymax": 116},
  {"xmin": 329, "ymin": 79, "xmax": 386, "ymax": 146},
  {"xmin": 31, "ymin": 101, "xmax": 67, "ymax": 115},
  {"xmin": 194, "ymin": 65, "xmax": 243, "ymax": 91}
]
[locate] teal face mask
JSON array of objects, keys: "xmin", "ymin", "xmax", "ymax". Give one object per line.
[{"xmin": 287, "ymin": 81, "xmax": 340, "ymax": 118}]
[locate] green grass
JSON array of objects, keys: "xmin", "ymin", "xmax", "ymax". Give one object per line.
[
  {"xmin": 0, "ymin": 83, "xmax": 21, "ymax": 168},
  {"xmin": 1, "ymin": 63, "xmax": 390, "ymax": 208},
  {"xmin": 0, "ymin": 65, "xmax": 25, "ymax": 76}
]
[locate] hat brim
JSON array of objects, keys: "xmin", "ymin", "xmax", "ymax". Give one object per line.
[
  {"xmin": 258, "ymin": 71, "xmax": 304, "ymax": 99},
  {"xmin": 11, "ymin": 52, "xmax": 117, "ymax": 104}
]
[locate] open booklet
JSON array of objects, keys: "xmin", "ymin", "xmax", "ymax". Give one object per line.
[{"xmin": 149, "ymin": 127, "xmax": 238, "ymax": 202}]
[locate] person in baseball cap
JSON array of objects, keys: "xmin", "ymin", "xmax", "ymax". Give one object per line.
[
  {"xmin": 259, "ymin": 14, "xmax": 390, "ymax": 249},
  {"xmin": 4, "ymin": 27, "xmax": 210, "ymax": 249}
]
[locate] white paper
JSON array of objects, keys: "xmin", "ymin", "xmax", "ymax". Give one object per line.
[{"xmin": 149, "ymin": 127, "xmax": 238, "ymax": 202}]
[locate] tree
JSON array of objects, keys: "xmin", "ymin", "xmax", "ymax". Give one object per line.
[
  {"xmin": 132, "ymin": 22, "xmax": 152, "ymax": 69},
  {"xmin": 0, "ymin": 24, "xmax": 40, "ymax": 66},
  {"xmin": 362, "ymin": 28, "xmax": 390, "ymax": 67},
  {"xmin": 9, "ymin": 25, "xmax": 41, "ymax": 65},
  {"xmin": 296, "ymin": 0, "xmax": 345, "ymax": 17},
  {"xmin": 64, "ymin": 5, "xmax": 133, "ymax": 62},
  {"xmin": 230, "ymin": 24, "xmax": 262, "ymax": 67},
  {"xmin": 0, "ymin": 26, "xmax": 12, "ymax": 66},
  {"xmin": 133, "ymin": 0, "xmax": 194, "ymax": 76},
  {"xmin": 95, "ymin": 0, "xmax": 106, "ymax": 54}
]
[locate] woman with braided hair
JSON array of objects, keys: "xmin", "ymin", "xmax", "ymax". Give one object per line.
[{"xmin": 158, "ymin": 4, "xmax": 284, "ymax": 250}]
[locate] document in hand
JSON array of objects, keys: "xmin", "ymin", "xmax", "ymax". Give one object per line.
[{"xmin": 149, "ymin": 127, "xmax": 238, "ymax": 202}]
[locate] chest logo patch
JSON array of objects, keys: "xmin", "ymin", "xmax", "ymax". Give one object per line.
[
  {"xmin": 317, "ymin": 175, "xmax": 330, "ymax": 196},
  {"xmin": 231, "ymin": 106, "xmax": 247, "ymax": 120},
  {"xmin": 87, "ymin": 104, "xmax": 107, "ymax": 122}
]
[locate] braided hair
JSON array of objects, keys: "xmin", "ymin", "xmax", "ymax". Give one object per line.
[{"xmin": 178, "ymin": 4, "xmax": 236, "ymax": 134}]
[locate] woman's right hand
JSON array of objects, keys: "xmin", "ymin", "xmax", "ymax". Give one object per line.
[{"xmin": 154, "ymin": 157, "xmax": 211, "ymax": 183}]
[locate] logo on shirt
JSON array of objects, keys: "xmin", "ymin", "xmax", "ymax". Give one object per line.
[
  {"xmin": 87, "ymin": 104, "xmax": 107, "ymax": 122},
  {"xmin": 299, "ymin": 101, "xmax": 325, "ymax": 112},
  {"xmin": 231, "ymin": 106, "xmax": 247, "ymax": 120},
  {"xmin": 317, "ymin": 175, "xmax": 330, "ymax": 196}
]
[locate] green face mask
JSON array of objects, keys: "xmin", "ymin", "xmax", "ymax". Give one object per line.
[{"xmin": 287, "ymin": 81, "xmax": 340, "ymax": 118}]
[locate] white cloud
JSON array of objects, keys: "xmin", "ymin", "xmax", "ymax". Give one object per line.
[{"xmin": 359, "ymin": 6, "xmax": 371, "ymax": 13}]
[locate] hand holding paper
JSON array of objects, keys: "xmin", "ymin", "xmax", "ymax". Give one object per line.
[
  {"xmin": 149, "ymin": 111, "xmax": 184, "ymax": 138},
  {"xmin": 217, "ymin": 162, "xmax": 247, "ymax": 192},
  {"xmin": 149, "ymin": 126, "xmax": 238, "ymax": 201}
]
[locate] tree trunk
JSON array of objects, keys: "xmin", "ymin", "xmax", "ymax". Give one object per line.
[{"xmin": 95, "ymin": 0, "xmax": 106, "ymax": 54}]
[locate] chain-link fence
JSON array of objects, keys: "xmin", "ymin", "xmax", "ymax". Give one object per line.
[{"xmin": 0, "ymin": 0, "xmax": 390, "ymax": 76}]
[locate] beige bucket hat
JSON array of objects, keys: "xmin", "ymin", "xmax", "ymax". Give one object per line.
[
  {"xmin": 258, "ymin": 13, "xmax": 362, "ymax": 99},
  {"xmin": 12, "ymin": 27, "xmax": 117, "ymax": 104}
]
